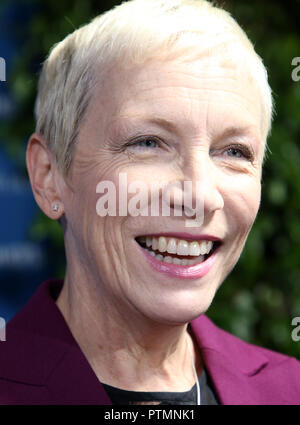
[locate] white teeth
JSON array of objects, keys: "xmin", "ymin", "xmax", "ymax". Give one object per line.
[
  {"xmin": 189, "ymin": 241, "xmax": 201, "ymax": 256},
  {"xmin": 167, "ymin": 238, "xmax": 177, "ymax": 254},
  {"xmin": 152, "ymin": 237, "xmax": 158, "ymax": 251},
  {"xmin": 206, "ymin": 240, "xmax": 213, "ymax": 252},
  {"xmin": 139, "ymin": 235, "xmax": 216, "ymax": 265},
  {"xmin": 177, "ymin": 240, "xmax": 189, "ymax": 256},
  {"xmin": 173, "ymin": 257, "xmax": 181, "ymax": 265},
  {"xmin": 159, "ymin": 254, "xmax": 205, "ymax": 266},
  {"xmin": 181, "ymin": 259, "xmax": 188, "ymax": 266},
  {"xmin": 144, "ymin": 246, "xmax": 206, "ymax": 266},
  {"xmin": 198, "ymin": 241, "xmax": 206, "ymax": 255},
  {"xmin": 158, "ymin": 236, "xmax": 167, "ymax": 252}
]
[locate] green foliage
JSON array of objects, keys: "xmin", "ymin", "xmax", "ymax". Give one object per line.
[
  {"xmin": 208, "ymin": 0, "xmax": 300, "ymax": 358},
  {"xmin": 1, "ymin": 0, "xmax": 300, "ymax": 357}
]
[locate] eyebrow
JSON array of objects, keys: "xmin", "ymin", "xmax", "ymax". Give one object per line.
[
  {"xmin": 215, "ymin": 126, "xmax": 260, "ymax": 142},
  {"xmin": 144, "ymin": 117, "xmax": 179, "ymax": 133},
  {"xmin": 117, "ymin": 114, "xmax": 178, "ymax": 134}
]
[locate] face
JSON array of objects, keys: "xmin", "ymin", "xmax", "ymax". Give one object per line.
[{"xmin": 60, "ymin": 54, "xmax": 264, "ymax": 325}]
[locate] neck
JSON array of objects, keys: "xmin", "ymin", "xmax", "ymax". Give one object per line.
[{"xmin": 56, "ymin": 268, "xmax": 202, "ymax": 392}]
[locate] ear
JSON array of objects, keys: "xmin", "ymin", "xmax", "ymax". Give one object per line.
[{"xmin": 26, "ymin": 133, "xmax": 64, "ymax": 220}]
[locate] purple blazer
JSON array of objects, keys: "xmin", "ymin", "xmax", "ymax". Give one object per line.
[{"xmin": 0, "ymin": 279, "xmax": 299, "ymax": 405}]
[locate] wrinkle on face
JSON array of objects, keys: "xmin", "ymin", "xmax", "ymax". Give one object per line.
[{"xmin": 60, "ymin": 55, "xmax": 265, "ymax": 332}]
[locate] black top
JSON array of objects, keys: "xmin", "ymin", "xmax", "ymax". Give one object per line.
[{"xmin": 101, "ymin": 368, "xmax": 219, "ymax": 405}]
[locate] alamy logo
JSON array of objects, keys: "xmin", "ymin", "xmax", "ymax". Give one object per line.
[
  {"xmin": 291, "ymin": 317, "xmax": 300, "ymax": 342},
  {"xmin": 95, "ymin": 173, "xmax": 205, "ymax": 227},
  {"xmin": 0, "ymin": 57, "xmax": 6, "ymax": 82},
  {"xmin": 0, "ymin": 317, "xmax": 6, "ymax": 341},
  {"xmin": 291, "ymin": 57, "xmax": 300, "ymax": 82}
]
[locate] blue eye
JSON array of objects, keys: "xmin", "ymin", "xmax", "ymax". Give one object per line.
[
  {"xmin": 226, "ymin": 147, "xmax": 244, "ymax": 158},
  {"xmin": 225, "ymin": 145, "xmax": 253, "ymax": 161},
  {"xmin": 126, "ymin": 138, "xmax": 159, "ymax": 150},
  {"xmin": 135, "ymin": 138, "xmax": 158, "ymax": 149}
]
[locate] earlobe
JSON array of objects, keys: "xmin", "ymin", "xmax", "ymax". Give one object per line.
[
  {"xmin": 26, "ymin": 133, "xmax": 64, "ymax": 220},
  {"xmin": 52, "ymin": 203, "xmax": 60, "ymax": 213}
]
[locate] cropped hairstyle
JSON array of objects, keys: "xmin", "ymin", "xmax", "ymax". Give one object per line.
[{"xmin": 34, "ymin": 0, "xmax": 273, "ymax": 176}]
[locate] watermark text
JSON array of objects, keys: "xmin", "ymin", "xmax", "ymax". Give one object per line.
[
  {"xmin": 96, "ymin": 173, "xmax": 205, "ymax": 227},
  {"xmin": 291, "ymin": 317, "xmax": 300, "ymax": 342},
  {"xmin": 291, "ymin": 57, "xmax": 300, "ymax": 82},
  {"xmin": 0, "ymin": 57, "xmax": 6, "ymax": 82},
  {"xmin": 0, "ymin": 317, "xmax": 6, "ymax": 342}
]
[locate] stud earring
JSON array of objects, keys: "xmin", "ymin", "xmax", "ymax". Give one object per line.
[{"xmin": 52, "ymin": 203, "xmax": 59, "ymax": 212}]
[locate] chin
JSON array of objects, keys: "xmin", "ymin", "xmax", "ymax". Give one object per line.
[{"xmin": 135, "ymin": 288, "xmax": 216, "ymax": 326}]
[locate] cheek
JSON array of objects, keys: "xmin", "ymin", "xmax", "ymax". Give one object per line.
[
  {"xmin": 101, "ymin": 164, "xmax": 174, "ymax": 214},
  {"xmin": 224, "ymin": 176, "xmax": 261, "ymax": 235},
  {"xmin": 61, "ymin": 169, "xmax": 105, "ymax": 254}
]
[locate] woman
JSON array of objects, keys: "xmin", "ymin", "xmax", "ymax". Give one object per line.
[{"xmin": 0, "ymin": 0, "xmax": 299, "ymax": 405}]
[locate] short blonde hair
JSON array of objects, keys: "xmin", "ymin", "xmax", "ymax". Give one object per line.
[{"xmin": 35, "ymin": 0, "xmax": 273, "ymax": 176}]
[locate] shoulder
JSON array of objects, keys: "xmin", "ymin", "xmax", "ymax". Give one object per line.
[
  {"xmin": 0, "ymin": 279, "xmax": 111, "ymax": 405},
  {"xmin": 191, "ymin": 314, "xmax": 300, "ymax": 404},
  {"xmin": 0, "ymin": 280, "xmax": 70, "ymax": 404}
]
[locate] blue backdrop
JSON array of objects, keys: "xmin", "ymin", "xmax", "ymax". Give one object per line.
[{"xmin": 0, "ymin": 1, "xmax": 50, "ymax": 322}]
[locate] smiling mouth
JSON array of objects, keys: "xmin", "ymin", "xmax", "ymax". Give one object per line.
[{"xmin": 135, "ymin": 235, "xmax": 221, "ymax": 266}]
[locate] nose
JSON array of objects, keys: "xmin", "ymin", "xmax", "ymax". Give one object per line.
[{"xmin": 180, "ymin": 149, "xmax": 224, "ymax": 222}]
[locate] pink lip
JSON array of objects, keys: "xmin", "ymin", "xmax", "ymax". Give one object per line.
[{"xmin": 136, "ymin": 241, "xmax": 219, "ymax": 280}]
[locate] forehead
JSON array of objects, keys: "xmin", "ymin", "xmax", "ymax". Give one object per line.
[{"xmin": 91, "ymin": 56, "xmax": 263, "ymax": 141}]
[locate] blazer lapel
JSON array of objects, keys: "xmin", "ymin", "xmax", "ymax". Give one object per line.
[{"xmin": 190, "ymin": 315, "xmax": 269, "ymax": 405}]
